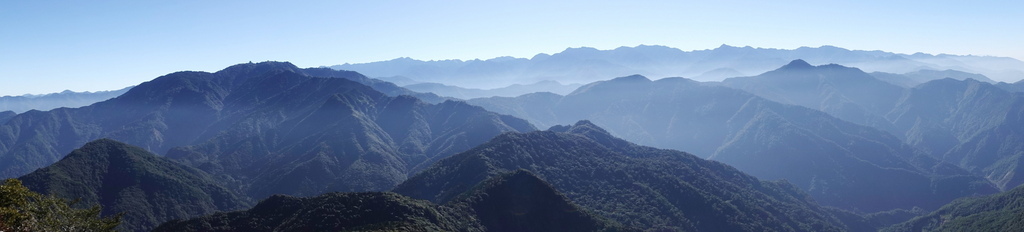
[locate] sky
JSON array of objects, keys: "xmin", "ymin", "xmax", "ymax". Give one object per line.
[{"xmin": 1, "ymin": 0, "xmax": 1022, "ymax": 96}]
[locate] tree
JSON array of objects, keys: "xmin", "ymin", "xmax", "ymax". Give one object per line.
[{"xmin": 0, "ymin": 179, "xmax": 120, "ymax": 232}]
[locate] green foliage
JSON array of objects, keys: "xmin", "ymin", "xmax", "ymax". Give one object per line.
[
  {"xmin": 154, "ymin": 192, "xmax": 482, "ymax": 232},
  {"xmin": 449, "ymin": 170, "xmax": 632, "ymax": 232},
  {"xmin": 0, "ymin": 179, "xmax": 120, "ymax": 232},
  {"xmin": 155, "ymin": 170, "xmax": 633, "ymax": 232},
  {"xmin": 886, "ymin": 184, "xmax": 1024, "ymax": 232},
  {"xmin": 17, "ymin": 138, "xmax": 250, "ymax": 232}
]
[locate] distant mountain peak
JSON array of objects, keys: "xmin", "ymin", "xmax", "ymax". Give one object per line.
[
  {"xmin": 780, "ymin": 59, "xmax": 814, "ymax": 69},
  {"xmin": 65, "ymin": 138, "xmax": 138, "ymax": 160},
  {"xmin": 560, "ymin": 46, "xmax": 601, "ymax": 55},
  {"xmin": 215, "ymin": 61, "xmax": 303, "ymax": 78},
  {"xmin": 610, "ymin": 74, "xmax": 651, "ymax": 82}
]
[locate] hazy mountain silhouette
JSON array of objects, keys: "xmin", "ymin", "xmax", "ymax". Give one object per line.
[
  {"xmin": 468, "ymin": 75, "xmax": 997, "ymax": 213},
  {"xmin": 396, "ymin": 120, "xmax": 874, "ymax": 231},
  {"xmin": 154, "ymin": 170, "xmax": 629, "ymax": 232},
  {"xmin": 870, "ymin": 69, "xmax": 996, "ymax": 88},
  {"xmin": 0, "ymin": 62, "xmax": 534, "ymax": 200},
  {"xmin": 331, "ymin": 45, "xmax": 1024, "ymax": 89},
  {"xmin": 17, "ymin": 139, "xmax": 250, "ymax": 232},
  {"xmin": 996, "ymin": 80, "xmax": 1024, "ymax": 92},
  {"xmin": 885, "ymin": 183, "xmax": 1024, "ymax": 232},
  {"xmin": 718, "ymin": 61, "xmax": 1024, "ymax": 190},
  {"xmin": 890, "ymin": 78, "xmax": 1024, "ymax": 189},
  {"xmin": 403, "ymin": 80, "xmax": 582, "ymax": 99},
  {"xmin": 0, "ymin": 87, "xmax": 132, "ymax": 113},
  {"xmin": 375, "ymin": 75, "xmax": 421, "ymax": 86},
  {"xmin": 720, "ymin": 59, "xmax": 904, "ymax": 132}
]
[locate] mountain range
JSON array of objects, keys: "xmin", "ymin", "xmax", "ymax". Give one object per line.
[
  {"xmin": 720, "ymin": 60, "xmax": 1024, "ymax": 190},
  {"xmin": 331, "ymin": 45, "xmax": 1024, "ymax": 89},
  {"xmin": 467, "ymin": 73, "xmax": 997, "ymax": 213},
  {"xmin": 403, "ymin": 80, "xmax": 582, "ymax": 99},
  {"xmin": 397, "ymin": 120, "xmax": 888, "ymax": 231},
  {"xmin": 870, "ymin": 69, "xmax": 996, "ymax": 88},
  {"xmin": 0, "ymin": 61, "xmax": 533, "ymax": 200},
  {"xmin": 5, "ymin": 46, "xmax": 1023, "ymax": 231},
  {"xmin": 0, "ymin": 87, "xmax": 131, "ymax": 113}
]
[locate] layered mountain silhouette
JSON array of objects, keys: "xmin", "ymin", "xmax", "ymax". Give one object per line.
[
  {"xmin": 396, "ymin": 121, "xmax": 870, "ymax": 231},
  {"xmin": 403, "ymin": 80, "xmax": 582, "ymax": 99},
  {"xmin": 885, "ymin": 183, "xmax": 1024, "ymax": 232},
  {"xmin": 0, "ymin": 62, "xmax": 534, "ymax": 200},
  {"xmin": 0, "ymin": 87, "xmax": 131, "ymax": 113},
  {"xmin": 155, "ymin": 170, "xmax": 628, "ymax": 232},
  {"xmin": 996, "ymin": 80, "xmax": 1024, "ymax": 92},
  {"xmin": 17, "ymin": 139, "xmax": 250, "ymax": 232},
  {"xmin": 720, "ymin": 59, "xmax": 905, "ymax": 132},
  {"xmin": 332, "ymin": 45, "xmax": 1024, "ymax": 89},
  {"xmin": 721, "ymin": 61, "xmax": 1024, "ymax": 190},
  {"xmin": 870, "ymin": 69, "xmax": 996, "ymax": 88},
  {"xmin": 468, "ymin": 75, "xmax": 996, "ymax": 213}
]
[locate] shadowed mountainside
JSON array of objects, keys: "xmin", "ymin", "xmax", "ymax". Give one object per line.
[
  {"xmin": 0, "ymin": 62, "xmax": 534, "ymax": 200},
  {"xmin": 154, "ymin": 170, "xmax": 629, "ymax": 232},
  {"xmin": 397, "ymin": 121, "xmax": 876, "ymax": 231},
  {"xmin": 18, "ymin": 139, "xmax": 250, "ymax": 232}
]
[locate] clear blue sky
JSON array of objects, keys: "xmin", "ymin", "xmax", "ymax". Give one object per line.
[{"xmin": 2, "ymin": 0, "xmax": 1021, "ymax": 96}]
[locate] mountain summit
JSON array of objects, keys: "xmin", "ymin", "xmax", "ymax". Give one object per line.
[
  {"xmin": 18, "ymin": 139, "xmax": 250, "ymax": 232},
  {"xmin": 396, "ymin": 121, "xmax": 856, "ymax": 231},
  {"xmin": 779, "ymin": 59, "xmax": 814, "ymax": 70},
  {"xmin": 0, "ymin": 61, "xmax": 535, "ymax": 199}
]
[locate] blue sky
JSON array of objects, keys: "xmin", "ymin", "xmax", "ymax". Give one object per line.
[{"xmin": 1, "ymin": 0, "xmax": 1022, "ymax": 96}]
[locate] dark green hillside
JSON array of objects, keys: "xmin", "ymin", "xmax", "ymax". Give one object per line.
[
  {"xmin": 396, "ymin": 121, "xmax": 856, "ymax": 231},
  {"xmin": 885, "ymin": 184, "xmax": 1024, "ymax": 232},
  {"xmin": 155, "ymin": 192, "xmax": 477, "ymax": 232},
  {"xmin": 154, "ymin": 170, "xmax": 627, "ymax": 232},
  {"xmin": 450, "ymin": 170, "xmax": 628, "ymax": 232},
  {"xmin": 18, "ymin": 139, "xmax": 249, "ymax": 232}
]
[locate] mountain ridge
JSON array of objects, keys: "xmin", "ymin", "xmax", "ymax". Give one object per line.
[
  {"xmin": 17, "ymin": 138, "xmax": 250, "ymax": 232},
  {"xmin": 468, "ymin": 74, "xmax": 997, "ymax": 213},
  {"xmin": 331, "ymin": 45, "xmax": 1024, "ymax": 89},
  {"xmin": 396, "ymin": 120, "xmax": 867, "ymax": 231},
  {"xmin": 154, "ymin": 169, "xmax": 629, "ymax": 232},
  {"xmin": 0, "ymin": 61, "xmax": 535, "ymax": 200}
]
